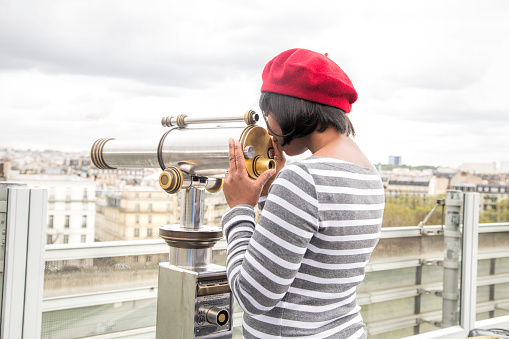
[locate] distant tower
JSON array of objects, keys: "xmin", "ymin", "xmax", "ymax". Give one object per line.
[{"xmin": 388, "ymin": 156, "xmax": 402, "ymax": 166}]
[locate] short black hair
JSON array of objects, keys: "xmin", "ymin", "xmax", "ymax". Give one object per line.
[{"xmin": 259, "ymin": 92, "xmax": 355, "ymax": 146}]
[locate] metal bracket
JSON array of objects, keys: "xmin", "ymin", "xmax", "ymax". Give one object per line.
[
  {"xmin": 419, "ymin": 259, "xmax": 444, "ymax": 266},
  {"xmin": 420, "ymin": 228, "xmax": 444, "ymax": 236},
  {"xmin": 417, "ymin": 288, "xmax": 443, "ymax": 297},
  {"xmin": 416, "ymin": 318, "xmax": 442, "ymax": 328}
]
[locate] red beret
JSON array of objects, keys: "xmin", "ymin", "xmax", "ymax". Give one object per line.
[{"xmin": 261, "ymin": 48, "xmax": 358, "ymax": 113}]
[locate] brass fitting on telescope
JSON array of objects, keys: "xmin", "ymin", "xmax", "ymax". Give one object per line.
[
  {"xmin": 90, "ymin": 138, "xmax": 116, "ymax": 169},
  {"xmin": 159, "ymin": 166, "xmax": 184, "ymax": 194},
  {"xmin": 253, "ymin": 157, "xmax": 275, "ymax": 176},
  {"xmin": 160, "ymin": 168, "xmax": 224, "ymax": 194},
  {"xmin": 161, "ymin": 110, "xmax": 259, "ymax": 128},
  {"xmin": 240, "ymin": 125, "xmax": 276, "ymax": 179},
  {"xmin": 244, "ymin": 109, "xmax": 258, "ymax": 125},
  {"xmin": 206, "ymin": 179, "xmax": 224, "ymax": 194}
]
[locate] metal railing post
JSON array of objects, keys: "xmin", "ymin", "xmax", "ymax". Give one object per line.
[
  {"xmin": 442, "ymin": 190, "xmax": 463, "ymax": 327},
  {"xmin": 460, "ymin": 192, "xmax": 480, "ymax": 332},
  {"xmin": 1, "ymin": 185, "xmax": 47, "ymax": 339}
]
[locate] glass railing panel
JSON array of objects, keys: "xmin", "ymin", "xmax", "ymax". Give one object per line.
[
  {"xmin": 359, "ymin": 267, "xmax": 417, "ymax": 293},
  {"xmin": 0, "ymin": 188, "xmax": 6, "ymax": 321},
  {"xmin": 41, "ymin": 298, "xmax": 156, "ymax": 339},
  {"xmin": 476, "ymin": 226, "xmax": 509, "ymax": 323},
  {"xmin": 44, "ymin": 255, "xmax": 165, "ymax": 297},
  {"xmin": 361, "ymin": 296, "xmax": 416, "ymax": 324}
]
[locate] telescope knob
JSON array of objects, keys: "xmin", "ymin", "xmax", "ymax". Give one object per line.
[
  {"xmin": 243, "ymin": 145, "xmax": 255, "ymax": 159},
  {"xmin": 244, "ymin": 109, "xmax": 259, "ymax": 125},
  {"xmin": 159, "ymin": 166, "xmax": 184, "ymax": 194}
]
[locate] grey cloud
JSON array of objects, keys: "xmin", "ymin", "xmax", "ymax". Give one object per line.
[{"xmin": 0, "ymin": 1, "xmax": 348, "ymax": 90}]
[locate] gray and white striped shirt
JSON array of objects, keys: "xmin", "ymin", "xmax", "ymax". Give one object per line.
[{"xmin": 222, "ymin": 157, "xmax": 385, "ymax": 338}]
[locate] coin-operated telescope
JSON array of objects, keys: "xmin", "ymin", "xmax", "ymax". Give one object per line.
[{"xmin": 91, "ymin": 110, "xmax": 274, "ymax": 339}]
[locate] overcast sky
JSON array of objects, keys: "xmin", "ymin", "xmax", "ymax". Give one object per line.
[{"xmin": 1, "ymin": 0, "xmax": 508, "ymax": 168}]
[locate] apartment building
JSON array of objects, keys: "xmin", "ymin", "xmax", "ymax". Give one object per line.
[{"xmin": 8, "ymin": 174, "xmax": 96, "ymax": 245}]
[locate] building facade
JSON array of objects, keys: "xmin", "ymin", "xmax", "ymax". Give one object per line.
[{"xmin": 8, "ymin": 174, "xmax": 96, "ymax": 245}]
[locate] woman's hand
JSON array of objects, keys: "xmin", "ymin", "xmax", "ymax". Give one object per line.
[
  {"xmin": 261, "ymin": 137, "xmax": 286, "ymax": 196},
  {"xmin": 223, "ymin": 138, "xmax": 276, "ymax": 208}
]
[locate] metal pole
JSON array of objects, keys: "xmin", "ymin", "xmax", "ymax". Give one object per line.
[
  {"xmin": 414, "ymin": 265, "xmax": 423, "ymax": 334},
  {"xmin": 489, "ymin": 258, "xmax": 496, "ymax": 319},
  {"xmin": 180, "ymin": 185, "xmax": 205, "ymax": 229},
  {"xmin": 442, "ymin": 190, "xmax": 463, "ymax": 327},
  {"xmin": 460, "ymin": 192, "xmax": 480, "ymax": 332}
]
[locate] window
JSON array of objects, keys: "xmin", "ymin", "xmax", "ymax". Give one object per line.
[
  {"xmin": 135, "ymin": 215, "xmax": 140, "ymax": 224},
  {"xmin": 133, "ymin": 256, "xmax": 139, "ymax": 263},
  {"xmin": 48, "ymin": 215, "xmax": 54, "ymax": 228},
  {"xmin": 146, "ymin": 255, "xmax": 151, "ymax": 263},
  {"xmin": 83, "ymin": 188, "xmax": 88, "ymax": 200},
  {"xmin": 166, "ymin": 215, "xmax": 171, "ymax": 224},
  {"xmin": 81, "ymin": 235, "xmax": 86, "ymax": 243},
  {"xmin": 47, "ymin": 235, "xmax": 53, "ymax": 244},
  {"xmin": 63, "ymin": 235, "xmax": 69, "ymax": 244},
  {"xmin": 166, "ymin": 204, "xmax": 170, "ymax": 212},
  {"xmin": 49, "ymin": 188, "xmax": 55, "ymax": 200},
  {"xmin": 148, "ymin": 193, "xmax": 152, "ymax": 200},
  {"xmin": 82, "ymin": 216, "xmax": 87, "ymax": 228},
  {"xmin": 135, "ymin": 203, "xmax": 140, "ymax": 212},
  {"xmin": 147, "ymin": 228, "xmax": 153, "ymax": 237},
  {"xmin": 148, "ymin": 215, "xmax": 152, "ymax": 223},
  {"xmin": 65, "ymin": 215, "xmax": 70, "ymax": 228},
  {"xmin": 135, "ymin": 193, "xmax": 139, "ymax": 200},
  {"xmin": 148, "ymin": 203, "xmax": 152, "ymax": 212},
  {"xmin": 134, "ymin": 228, "xmax": 140, "ymax": 237}
]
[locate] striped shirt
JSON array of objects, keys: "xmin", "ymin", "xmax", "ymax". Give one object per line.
[{"xmin": 222, "ymin": 157, "xmax": 385, "ymax": 338}]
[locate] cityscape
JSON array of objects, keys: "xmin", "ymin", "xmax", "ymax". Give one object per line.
[
  {"xmin": 2, "ymin": 147, "xmax": 509, "ymax": 247},
  {"xmin": 1, "ymin": 147, "xmax": 509, "ymax": 338}
]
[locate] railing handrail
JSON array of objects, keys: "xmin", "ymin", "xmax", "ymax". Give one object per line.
[{"xmin": 44, "ymin": 222, "xmax": 509, "ymax": 261}]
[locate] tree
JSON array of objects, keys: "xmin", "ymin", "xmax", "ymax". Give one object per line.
[
  {"xmin": 383, "ymin": 195, "xmax": 445, "ymax": 227},
  {"xmin": 479, "ymin": 197, "xmax": 509, "ymax": 223}
]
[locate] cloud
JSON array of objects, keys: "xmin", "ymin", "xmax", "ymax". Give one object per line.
[{"xmin": 1, "ymin": 0, "xmax": 508, "ymax": 168}]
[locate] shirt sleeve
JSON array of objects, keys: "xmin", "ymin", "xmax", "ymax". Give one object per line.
[{"xmin": 221, "ymin": 164, "xmax": 319, "ymax": 316}]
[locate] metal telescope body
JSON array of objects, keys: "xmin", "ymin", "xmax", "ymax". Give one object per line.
[{"xmin": 91, "ymin": 111, "xmax": 275, "ymax": 339}]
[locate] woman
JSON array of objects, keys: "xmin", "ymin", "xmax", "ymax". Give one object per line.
[{"xmin": 222, "ymin": 48, "xmax": 385, "ymax": 338}]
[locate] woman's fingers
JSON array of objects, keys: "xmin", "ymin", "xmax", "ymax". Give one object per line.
[
  {"xmin": 233, "ymin": 140, "xmax": 245, "ymax": 172},
  {"xmin": 228, "ymin": 138, "xmax": 237, "ymax": 172}
]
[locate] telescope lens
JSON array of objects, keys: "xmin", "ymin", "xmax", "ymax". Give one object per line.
[
  {"xmin": 160, "ymin": 175, "xmax": 169, "ymax": 185},
  {"xmin": 216, "ymin": 310, "xmax": 229, "ymax": 326},
  {"xmin": 159, "ymin": 167, "xmax": 183, "ymax": 194}
]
